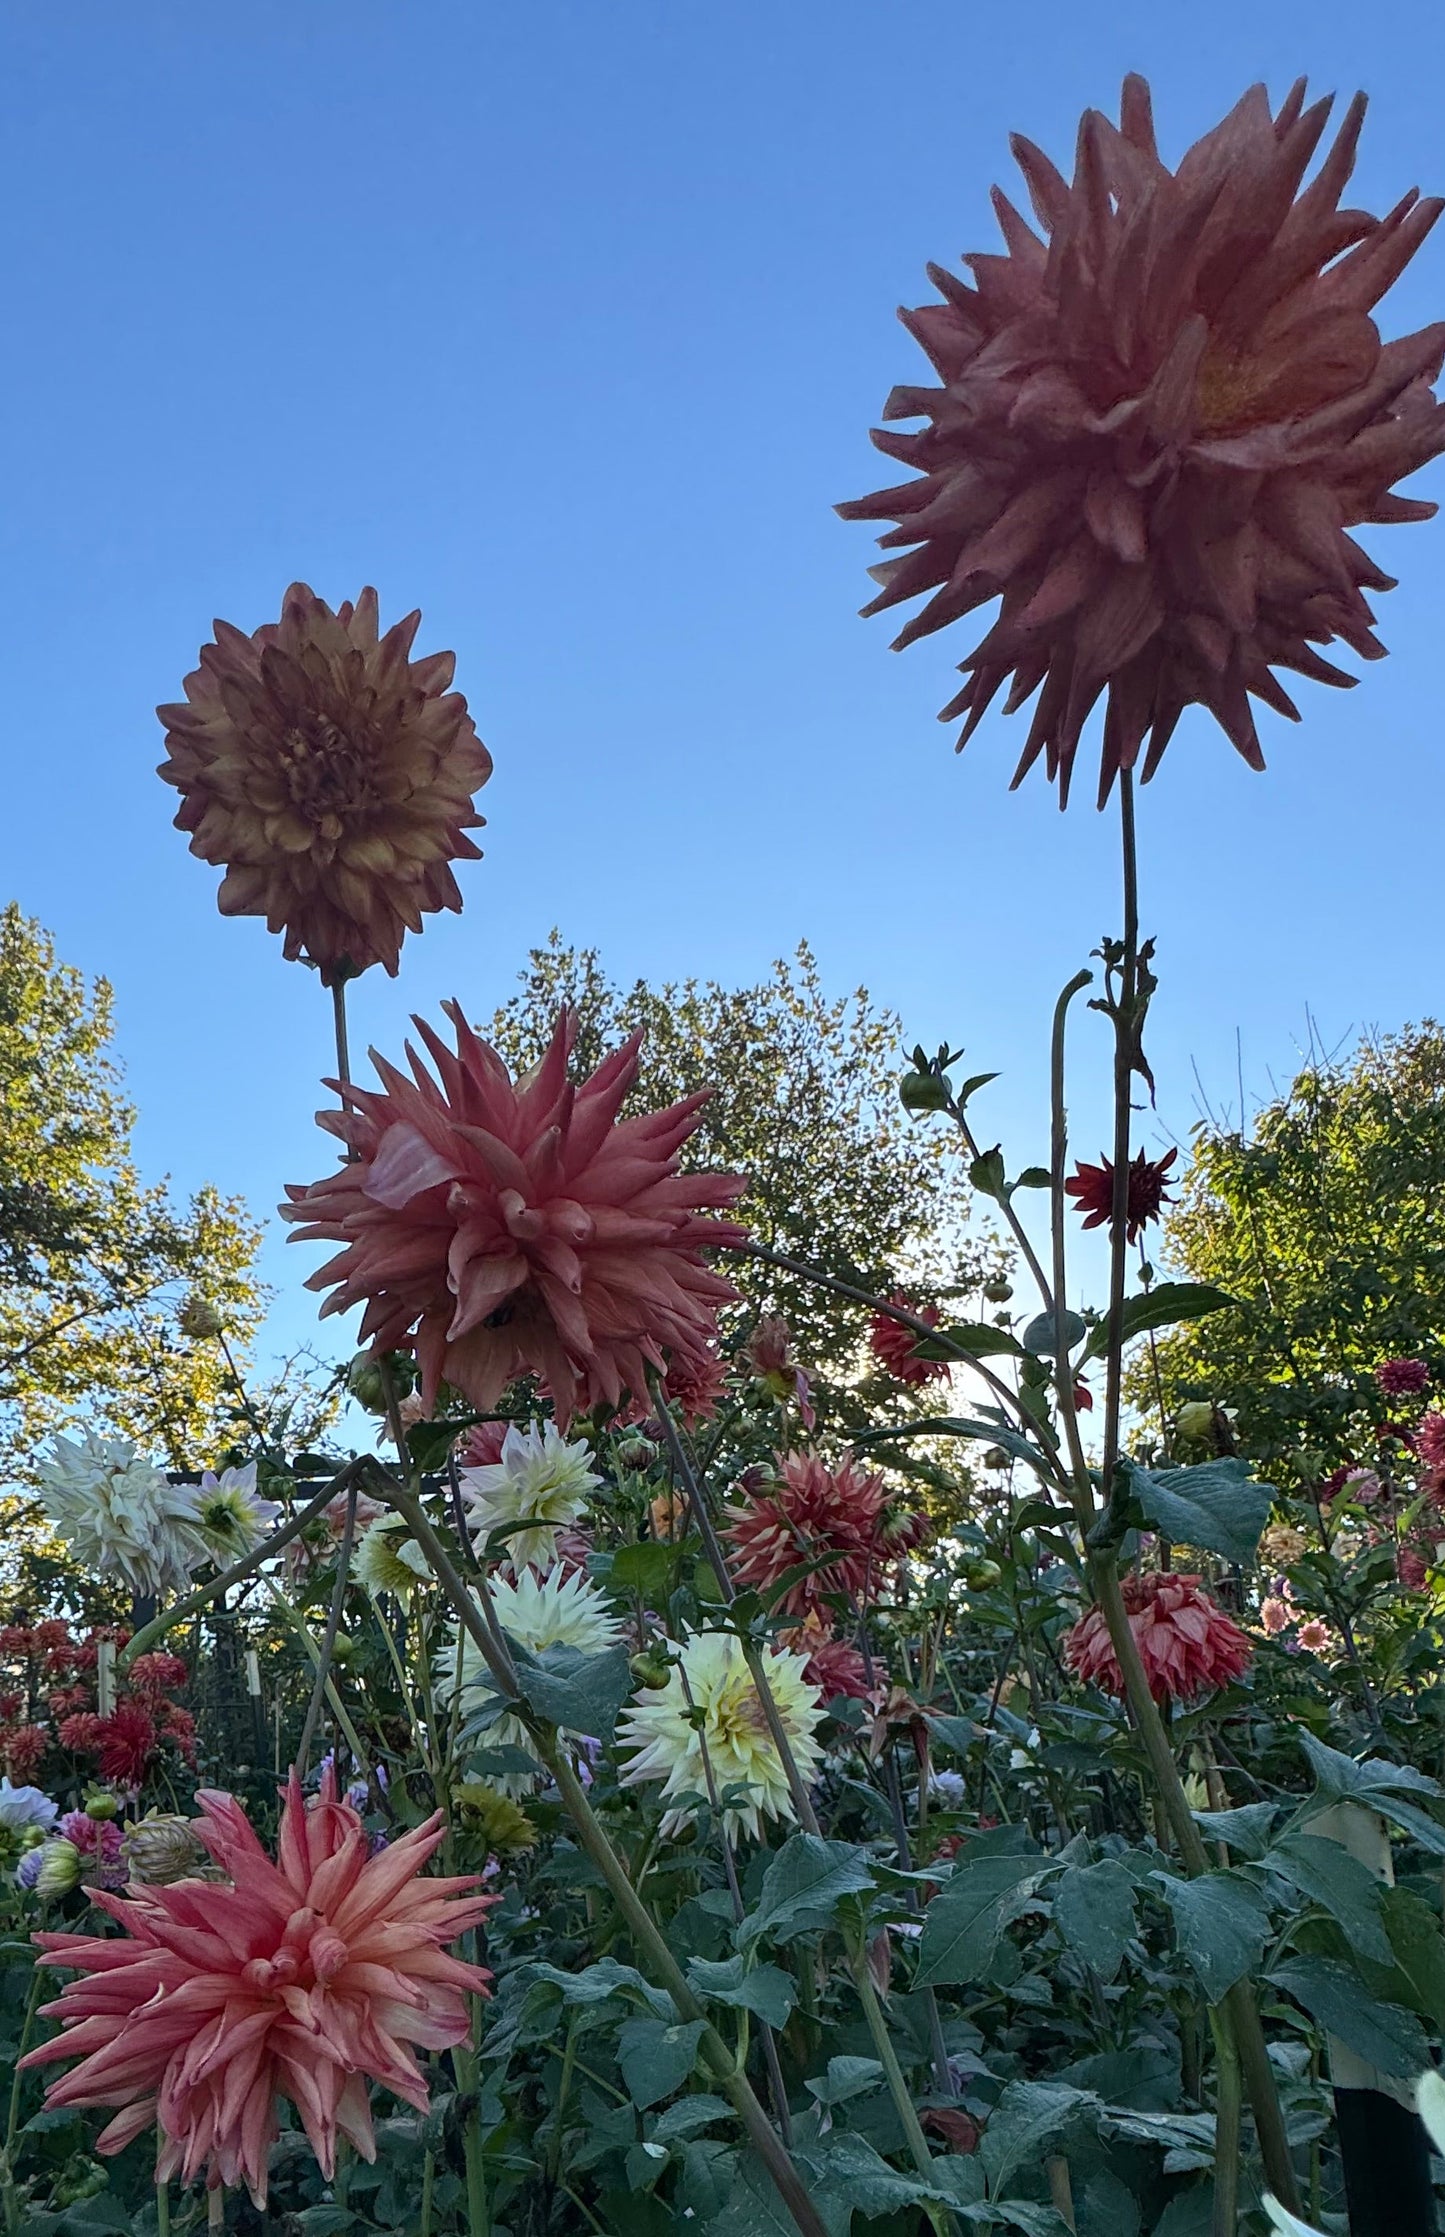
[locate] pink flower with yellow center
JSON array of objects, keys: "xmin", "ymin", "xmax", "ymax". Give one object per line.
[{"xmin": 22, "ymin": 1769, "xmax": 494, "ymax": 2206}]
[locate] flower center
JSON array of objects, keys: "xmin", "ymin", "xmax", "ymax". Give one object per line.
[{"xmin": 278, "ymin": 712, "xmax": 380, "ymax": 837}]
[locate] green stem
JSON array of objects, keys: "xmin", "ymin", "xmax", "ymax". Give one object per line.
[
  {"xmin": 419, "ymin": 2150, "xmax": 435, "ymax": 2237},
  {"xmin": 264, "ymin": 1582, "xmax": 370, "ymax": 1767},
  {"xmin": 1209, "ymin": 2005, "xmax": 1241, "ymax": 2237},
  {"xmin": 453, "ymin": 2042, "xmax": 490, "ymax": 2237},
  {"xmin": 0, "ymin": 1961, "xmax": 44, "ymax": 2233},
  {"xmin": 851, "ymin": 1940, "xmax": 953, "ymax": 2230},
  {"xmin": 296, "ymin": 1481, "xmax": 358, "ymax": 1777}
]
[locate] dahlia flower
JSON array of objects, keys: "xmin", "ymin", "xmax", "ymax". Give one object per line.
[
  {"xmin": 157, "ymin": 584, "xmax": 491, "ymax": 982},
  {"xmin": 193, "ymin": 1464, "xmax": 282, "ymax": 1562},
  {"xmin": 1259, "ymin": 1522, "xmax": 1308, "ymax": 1566},
  {"xmin": 781, "ymin": 1614, "xmax": 875, "ymax": 1703},
  {"xmin": 0, "ymin": 1780, "xmax": 59, "ymax": 1836},
  {"xmin": 1418, "ymin": 1413, "xmax": 1445, "ymax": 1468},
  {"xmin": 868, "ymin": 1294, "xmax": 950, "ymax": 1385},
  {"xmin": 725, "ymin": 1452, "xmax": 901, "ymax": 1618},
  {"xmin": 24, "ymin": 1768, "xmax": 495, "ymax": 2206},
  {"xmin": 282, "ymin": 1005, "xmax": 747, "ymax": 1422},
  {"xmin": 842, "ymin": 78, "xmax": 1445, "ymax": 805},
  {"xmin": 35, "ymin": 1432, "xmax": 206, "ymax": 1596},
  {"xmin": 1398, "ymin": 1548, "xmax": 1429, "ymax": 1590},
  {"xmin": 1065, "ymin": 1571, "xmax": 1253, "ymax": 1701},
  {"xmin": 743, "ymin": 1316, "xmax": 815, "ymax": 1423},
  {"xmin": 1296, "ymin": 1618, "xmax": 1332, "ymax": 1655},
  {"xmin": 95, "ymin": 1707, "xmax": 160, "ymax": 1789},
  {"xmin": 459, "ymin": 1419, "xmax": 601, "ymax": 1573},
  {"xmin": 441, "ymin": 1564, "xmax": 625, "ymax": 1794},
  {"xmin": 353, "ymin": 1515, "xmax": 433, "ymax": 1596},
  {"xmin": 1376, "ymin": 1357, "xmax": 1431, "ymax": 1397},
  {"xmin": 1065, "ymin": 1148, "xmax": 1177, "ymax": 1242},
  {"xmin": 1259, "ymin": 1595, "xmax": 1291, "ymax": 1636},
  {"xmin": 618, "ymin": 1630, "xmax": 824, "ymax": 1841}
]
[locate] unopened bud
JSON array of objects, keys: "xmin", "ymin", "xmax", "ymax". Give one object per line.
[
  {"xmin": 1175, "ymin": 1401, "xmax": 1214, "ymax": 1443},
  {"xmin": 347, "ymin": 1351, "xmax": 389, "ymax": 1413},
  {"xmin": 900, "ymin": 1069, "xmax": 950, "ymax": 1114},
  {"xmin": 123, "ymin": 1812, "xmax": 205, "ymax": 1886},
  {"xmin": 36, "ymin": 1838, "xmax": 82, "ymax": 1899},
  {"xmin": 982, "ymin": 1275, "xmax": 1012, "ymax": 1304},
  {"xmin": 616, "ymin": 1433, "xmax": 656, "ymax": 1473},
  {"xmin": 179, "ymin": 1295, "xmax": 225, "ymax": 1339},
  {"xmin": 83, "ymin": 1791, "xmax": 119, "ymax": 1822}
]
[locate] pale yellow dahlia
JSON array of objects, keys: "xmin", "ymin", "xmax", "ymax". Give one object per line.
[
  {"xmin": 441, "ymin": 1566, "xmax": 625, "ymax": 1795},
  {"xmin": 617, "ymin": 1630, "xmax": 824, "ymax": 1842},
  {"xmin": 459, "ymin": 1421, "xmax": 602, "ymax": 1573}
]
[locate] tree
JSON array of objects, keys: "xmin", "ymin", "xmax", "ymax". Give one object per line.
[
  {"xmin": 0, "ymin": 902, "xmax": 265, "ymax": 1478},
  {"xmin": 486, "ymin": 936, "xmax": 1002, "ymax": 1419},
  {"xmin": 1140, "ymin": 1022, "xmax": 1445, "ymax": 1474}
]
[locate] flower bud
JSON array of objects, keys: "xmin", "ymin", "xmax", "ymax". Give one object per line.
[
  {"xmin": 616, "ymin": 1433, "xmax": 656, "ymax": 1473},
  {"xmin": 179, "ymin": 1295, "xmax": 225, "ymax": 1339},
  {"xmin": 123, "ymin": 1812, "xmax": 205, "ymax": 1886},
  {"xmin": 1175, "ymin": 1401, "xmax": 1215, "ymax": 1443},
  {"xmin": 453, "ymin": 1782, "xmax": 536, "ymax": 1855},
  {"xmin": 982, "ymin": 1275, "xmax": 1012, "ymax": 1304},
  {"xmin": 900, "ymin": 1069, "xmax": 950, "ymax": 1114},
  {"xmin": 630, "ymin": 1649, "xmax": 673, "ymax": 1688},
  {"xmin": 83, "ymin": 1790, "xmax": 119, "ymax": 1822},
  {"xmin": 35, "ymin": 1838, "xmax": 82, "ymax": 1899},
  {"xmin": 346, "ymin": 1350, "xmax": 389, "ymax": 1413}
]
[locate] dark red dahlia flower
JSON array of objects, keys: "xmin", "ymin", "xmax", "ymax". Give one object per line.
[
  {"xmin": 1065, "ymin": 1147, "xmax": 1177, "ymax": 1242},
  {"xmin": 869, "ymin": 1293, "xmax": 950, "ymax": 1385},
  {"xmin": 283, "ymin": 1004, "xmax": 747, "ymax": 1423},
  {"xmin": 95, "ymin": 1706, "xmax": 158, "ymax": 1789},
  {"xmin": 1376, "ymin": 1356, "xmax": 1431, "ymax": 1397},
  {"xmin": 1065, "ymin": 1570, "xmax": 1252, "ymax": 1701},
  {"xmin": 841, "ymin": 79, "xmax": 1445, "ymax": 804},
  {"xmin": 1418, "ymin": 1412, "xmax": 1445, "ymax": 1469}
]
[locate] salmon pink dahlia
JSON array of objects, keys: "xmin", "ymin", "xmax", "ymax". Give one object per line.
[
  {"xmin": 725, "ymin": 1453, "xmax": 920, "ymax": 1618},
  {"xmin": 283, "ymin": 1005, "xmax": 747, "ymax": 1422},
  {"xmin": 869, "ymin": 1294, "xmax": 950, "ymax": 1385},
  {"xmin": 1065, "ymin": 1571, "xmax": 1253, "ymax": 1701},
  {"xmin": 841, "ymin": 79, "xmax": 1445, "ymax": 804},
  {"xmin": 157, "ymin": 585, "xmax": 491, "ymax": 982},
  {"xmin": 23, "ymin": 1768, "xmax": 494, "ymax": 2206}
]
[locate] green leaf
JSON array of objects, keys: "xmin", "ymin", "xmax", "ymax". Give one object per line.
[
  {"xmin": 1263, "ymin": 1833, "xmax": 1393, "ymax": 1965},
  {"xmin": 509, "ymin": 1641, "xmax": 633, "ymax": 1740},
  {"xmin": 1297, "ymin": 1735, "xmax": 1445, "ymax": 1859},
  {"xmin": 970, "ymin": 1147, "xmax": 1008, "ymax": 1201},
  {"xmin": 1053, "ymin": 1860, "xmax": 1137, "ymax": 1982},
  {"xmin": 797, "ymin": 2129, "xmax": 952, "ymax": 2224},
  {"xmin": 713, "ymin": 2153, "xmax": 815, "ymax": 2237},
  {"xmin": 1014, "ymin": 1167, "xmax": 1053, "ymax": 1189},
  {"xmin": 1081, "ymin": 1283, "xmax": 1236, "ymax": 1364},
  {"xmin": 915, "ymin": 1854, "xmax": 1043, "ymax": 1989},
  {"xmin": 1271, "ymin": 1954, "xmax": 1430, "ymax": 2076},
  {"xmin": 925, "ymin": 1711, "xmax": 978, "ymax": 1756},
  {"xmin": 914, "ymin": 1322, "xmax": 1026, "ymax": 1362},
  {"xmin": 405, "ymin": 1416, "xmax": 468, "ymax": 1472},
  {"xmin": 978, "ymin": 2080, "xmax": 1095, "ymax": 2197},
  {"xmin": 804, "ymin": 2055, "xmax": 885, "ymax": 2106},
  {"xmin": 1363, "ymin": 1887, "xmax": 1445, "ymax": 2029},
  {"xmin": 738, "ymin": 1834, "xmax": 876, "ymax": 1949},
  {"xmin": 650, "ymin": 2093, "xmax": 733, "ymax": 2144},
  {"xmin": 1119, "ymin": 1457, "xmax": 1271, "ymax": 1563},
  {"xmin": 1021, "ymin": 1308, "xmax": 1087, "ymax": 1357},
  {"xmin": 616, "ymin": 2016, "xmax": 708, "ymax": 2108},
  {"xmin": 685, "ymin": 1955, "xmax": 796, "ymax": 2028},
  {"xmin": 1189, "ymin": 1802, "xmax": 1279, "ymax": 1860},
  {"xmin": 1151, "ymin": 1869, "xmax": 1273, "ymax": 2003},
  {"xmin": 857, "ymin": 1417, "xmax": 1055, "ymax": 1478},
  {"xmin": 608, "ymin": 1541, "xmax": 676, "ymax": 1604},
  {"xmin": 527, "ymin": 1958, "xmax": 674, "ymax": 2019}
]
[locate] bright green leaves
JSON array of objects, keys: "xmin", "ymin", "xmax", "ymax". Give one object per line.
[{"xmin": 1079, "ymin": 1283, "xmax": 1236, "ymax": 1364}]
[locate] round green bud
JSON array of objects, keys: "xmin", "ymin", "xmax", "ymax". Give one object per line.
[{"xmin": 899, "ymin": 1070, "xmax": 951, "ymax": 1114}]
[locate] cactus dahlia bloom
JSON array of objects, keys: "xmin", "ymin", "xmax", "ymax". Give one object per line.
[
  {"xmin": 725, "ymin": 1453, "xmax": 902, "ymax": 1618},
  {"xmin": 23, "ymin": 1769, "xmax": 494, "ymax": 2207},
  {"xmin": 440, "ymin": 1566, "xmax": 626, "ymax": 1794},
  {"xmin": 618, "ymin": 1631, "xmax": 824, "ymax": 1840},
  {"xmin": 1376, "ymin": 1356, "xmax": 1431, "ymax": 1397},
  {"xmin": 868, "ymin": 1294, "xmax": 949, "ymax": 1385},
  {"xmin": 1065, "ymin": 1571, "xmax": 1253, "ymax": 1702},
  {"xmin": 157, "ymin": 584, "xmax": 491, "ymax": 982},
  {"xmin": 459, "ymin": 1420, "xmax": 601, "ymax": 1573},
  {"xmin": 1065, "ymin": 1147, "xmax": 1177, "ymax": 1242},
  {"xmin": 283, "ymin": 1005, "xmax": 747, "ymax": 1422},
  {"xmin": 34, "ymin": 1433, "xmax": 206, "ymax": 1597},
  {"xmin": 842, "ymin": 78, "xmax": 1445, "ymax": 805}
]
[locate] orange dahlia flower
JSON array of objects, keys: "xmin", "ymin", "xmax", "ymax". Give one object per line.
[
  {"xmin": 23, "ymin": 1769, "xmax": 493, "ymax": 2206},
  {"xmin": 1065, "ymin": 1570, "xmax": 1252, "ymax": 1701},
  {"xmin": 842, "ymin": 79, "xmax": 1445, "ymax": 804},
  {"xmin": 725, "ymin": 1452, "xmax": 917, "ymax": 1617},
  {"xmin": 283, "ymin": 1004, "xmax": 747, "ymax": 1421},
  {"xmin": 157, "ymin": 584, "xmax": 491, "ymax": 981}
]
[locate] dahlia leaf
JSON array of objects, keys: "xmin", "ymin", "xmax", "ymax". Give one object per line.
[
  {"xmin": 738, "ymin": 1833, "xmax": 876, "ymax": 1949},
  {"xmin": 527, "ymin": 1957, "xmax": 675, "ymax": 2020},
  {"xmin": 1052, "ymin": 1860, "xmax": 1137, "ymax": 1983},
  {"xmin": 976, "ymin": 2079, "xmax": 1097, "ymax": 2198},
  {"xmin": 858, "ymin": 1417, "xmax": 1055, "ymax": 1479},
  {"xmin": 914, "ymin": 1854, "xmax": 1044, "ymax": 1989},
  {"xmin": 911, "ymin": 1322, "xmax": 1027, "ymax": 1361},
  {"xmin": 648, "ymin": 2094, "xmax": 734, "ymax": 2144},
  {"xmin": 509, "ymin": 1641, "xmax": 633, "ymax": 1743},
  {"xmin": 804, "ymin": 2055, "xmax": 885, "ymax": 2107},
  {"xmin": 1021, "ymin": 1308, "xmax": 1087, "ymax": 1357},
  {"xmin": 685, "ymin": 1955, "xmax": 797, "ymax": 2030},
  {"xmin": 1151, "ymin": 1868, "xmax": 1273, "ymax": 2003},
  {"xmin": 1270, "ymin": 1954, "xmax": 1429, "ymax": 2078},
  {"xmin": 1118, "ymin": 1456, "xmax": 1271, "ymax": 1563},
  {"xmin": 1260, "ymin": 1833, "xmax": 1393, "ymax": 1966},
  {"xmin": 616, "ymin": 2015, "xmax": 708, "ymax": 2108},
  {"xmin": 606, "ymin": 1540, "xmax": 678, "ymax": 1606},
  {"xmin": 1363, "ymin": 1888, "xmax": 1445, "ymax": 2032},
  {"xmin": 1081, "ymin": 1281, "xmax": 1236, "ymax": 1363},
  {"xmin": 1188, "ymin": 1802, "xmax": 1279, "ymax": 1860}
]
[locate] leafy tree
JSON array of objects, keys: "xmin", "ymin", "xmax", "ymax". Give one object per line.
[
  {"xmin": 1140, "ymin": 1022, "xmax": 1445, "ymax": 1475},
  {"xmin": 486, "ymin": 935, "xmax": 1002, "ymax": 1419},
  {"xmin": 0, "ymin": 901, "xmax": 265, "ymax": 1477}
]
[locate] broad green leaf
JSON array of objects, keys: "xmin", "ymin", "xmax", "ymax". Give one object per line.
[
  {"xmin": 608, "ymin": 1541, "xmax": 676, "ymax": 1604},
  {"xmin": 712, "ymin": 2153, "xmax": 804, "ymax": 2237},
  {"xmin": 1189, "ymin": 1802, "xmax": 1279, "ymax": 1860},
  {"xmin": 1362, "ymin": 1887, "xmax": 1445, "ymax": 2029},
  {"xmin": 1119, "ymin": 1457, "xmax": 1271, "ymax": 1564},
  {"xmin": 915, "ymin": 1854, "xmax": 1043, "ymax": 1989},
  {"xmin": 913, "ymin": 1322, "xmax": 1027, "ymax": 1361},
  {"xmin": 1053, "ymin": 1860, "xmax": 1137, "ymax": 1982},
  {"xmin": 858, "ymin": 1417, "xmax": 1055, "ymax": 1478},
  {"xmin": 804, "ymin": 2055, "xmax": 885, "ymax": 2106},
  {"xmin": 1151, "ymin": 1869, "xmax": 1273, "ymax": 2003},
  {"xmin": 1021, "ymin": 1308, "xmax": 1087, "ymax": 1357},
  {"xmin": 616, "ymin": 2015, "xmax": 708, "ymax": 2108},
  {"xmin": 1081, "ymin": 1283, "xmax": 1236, "ymax": 1364},
  {"xmin": 649, "ymin": 2094, "xmax": 733, "ymax": 2144},
  {"xmin": 526, "ymin": 1958, "xmax": 674, "ymax": 2019},
  {"xmin": 1297, "ymin": 1737, "xmax": 1445, "ymax": 1852},
  {"xmin": 685, "ymin": 1955, "xmax": 796, "ymax": 2029},
  {"xmin": 1262, "ymin": 1833, "xmax": 1392, "ymax": 1965},
  {"xmin": 1271, "ymin": 1955, "xmax": 1430, "ymax": 2077},
  {"xmin": 509, "ymin": 1641, "xmax": 633, "ymax": 1740},
  {"xmin": 738, "ymin": 1834, "xmax": 875, "ymax": 1949},
  {"xmin": 978, "ymin": 2079, "xmax": 1095, "ymax": 2196}
]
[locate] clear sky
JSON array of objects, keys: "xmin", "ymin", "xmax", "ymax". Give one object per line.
[{"xmin": 2, "ymin": 0, "xmax": 1442, "ymax": 1369}]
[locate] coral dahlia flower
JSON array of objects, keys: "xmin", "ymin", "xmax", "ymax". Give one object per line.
[
  {"xmin": 1376, "ymin": 1357, "xmax": 1431, "ymax": 1398},
  {"xmin": 841, "ymin": 79, "xmax": 1445, "ymax": 804},
  {"xmin": 725, "ymin": 1452, "xmax": 895, "ymax": 1617},
  {"xmin": 783, "ymin": 1618, "xmax": 876, "ymax": 1703},
  {"xmin": 1065, "ymin": 1571, "xmax": 1252, "ymax": 1701},
  {"xmin": 283, "ymin": 1005, "xmax": 746, "ymax": 1423},
  {"xmin": 157, "ymin": 584, "xmax": 491, "ymax": 982},
  {"xmin": 869, "ymin": 1294, "xmax": 950, "ymax": 1385},
  {"xmin": 1065, "ymin": 1147, "xmax": 1177, "ymax": 1243},
  {"xmin": 618, "ymin": 1630, "xmax": 824, "ymax": 1840},
  {"xmin": 23, "ymin": 1768, "xmax": 494, "ymax": 2206}
]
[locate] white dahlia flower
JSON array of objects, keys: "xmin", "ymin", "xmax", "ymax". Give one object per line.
[
  {"xmin": 459, "ymin": 1421, "xmax": 600, "ymax": 1573},
  {"xmin": 618, "ymin": 1630, "xmax": 824, "ymax": 1842},
  {"xmin": 441, "ymin": 1565, "xmax": 625, "ymax": 1795},
  {"xmin": 34, "ymin": 1430, "xmax": 206, "ymax": 1596}
]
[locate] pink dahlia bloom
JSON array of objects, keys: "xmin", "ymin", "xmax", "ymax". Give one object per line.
[
  {"xmin": 869, "ymin": 1293, "xmax": 949, "ymax": 1385},
  {"xmin": 1065, "ymin": 1571, "xmax": 1253, "ymax": 1701},
  {"xmin": 1417, "ymin": 1413, "xmax": 1445, "ymax": 1469},
  {"xmin": 1376, "ymin": 1357, "xmax": 1430, "ymax": 1397},
  {"xmin": 797, "ymin": 1631, "xmax": 875, "ymax": 1703},
  {"xmin": 23, "ymin": 1768, "xmax": 494, "ymax": 2206},
  {"xmin": 726, "ymin": 1453, "xmax": 904, "ymax": 1617},
  {"xmin": 842, "ymin": 78, "xmax": 1445, "ymax": 804},
  {"xmin": 1398, "ymin": 1548, "xmax": 1428, "ymax": 1590},
  {"xmin": 283, "ymin": 1006, "xmax": 747, "ymax": 1422},
  {"xmin": 1259, "ymin": 1595, "xmax": 1292, "ymax": 1636}
]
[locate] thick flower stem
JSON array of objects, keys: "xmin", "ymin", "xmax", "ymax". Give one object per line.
[
  {"xmin": 295, "ymin": 1481, "xmax": 358, "ymax": 1776},
  {"xmin": 452, "ymin": 2042, "xmax": 490, "ymax": 2237},
  {"xmin": 378, "ymin": 1474, "xmax": 829, "ymax": 2237},
  {"xmin": 1101, "ymin": 770, "xmax": 1139, "ymax": 1492},
  {"xmin": 850, "ymin": 1938, "xmax": 955, "ymax": 2233},
  {"xmin": 1209, "ymin": 2005, "xmax": 1241, "ymax": 2237}
]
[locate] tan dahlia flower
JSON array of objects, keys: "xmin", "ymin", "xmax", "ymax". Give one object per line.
[
  {"xmin": 157, "ymin": 584, "xmax": 491, "ymax": 980},
  {"xmin": 843, "ymin": 79, "xmax": 1445, "ymax": 804}
]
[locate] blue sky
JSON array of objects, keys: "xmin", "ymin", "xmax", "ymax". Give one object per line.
[{"xmin": 2, "ymin": 0, "xmax": 1442, "ymax": 1369}]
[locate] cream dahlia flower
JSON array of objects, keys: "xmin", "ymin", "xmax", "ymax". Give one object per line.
[
  {"xmin": 193, "ymin": 1463, "xmax": 282, "ymax": 1562},
  {"xmin": 460, "ymin": 1421, "xmax": 602, "ymax": 1573},
  {"xmin": 618, "ymin": 1630, "xmax": 824, "ymax": 1842},
  {"xmin": 353, "ymin": 1515, "xmax": 433, "ymax": 1597},
  {"xmin": 34, "ymin": 1432, "xmax": 207, "ymax": 1596},
  {"xmin": 441, "ymin": 1565, "xmax": 625, "ymax": 1794}
]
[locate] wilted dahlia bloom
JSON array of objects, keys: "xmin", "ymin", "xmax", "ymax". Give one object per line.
[
  {"xmin": 24, "ymin": 1769, "xmax": 494, "ymax": 2206},
  {"xmin": 283, "ymin": 1005, "xmax": 747, "ymax": 1421},
  {"xmin": 618, "ymin": 1630, "xmax": 824, "ymax": 1840},
  {"xmin": 441, "ymin": 1565, "xmax": 625, "ymax": 1794},
  {"xmin": 1065, "ymin": 1571, "xmax": 1253, "ymax": 1701},
  {"xmin": 157, "ymin": 584, "xmax": 491, "ymax": 981},
  {"xmin": 725, "ymin": 1453, "xmax": 909, "ymax": 1618},
  {"xmin": 842, "ymin": 79, "xmax": 1445, "ymax": 804},
  {"xmin": 1065, "ymin": 1148, "xmax": 1177, "ymax": 1242},
  {"xmin": 459, "ymin": 1420, "xmax": 601, "ymax": 1572},
  {"xmin": 868, "ymin": 1294, "xmax": 949, "ymax": 1385},
  {"xmin": 35, "ymin": 1433, "xmax": 206, "ymax": 1597}
]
